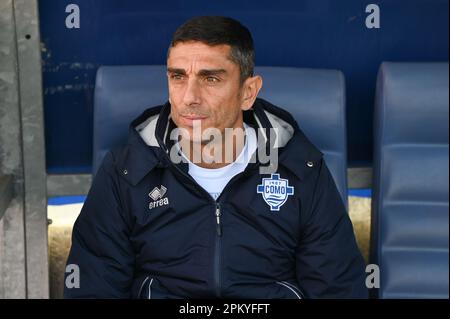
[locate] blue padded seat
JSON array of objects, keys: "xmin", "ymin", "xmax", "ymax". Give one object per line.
[{"xmin": 371, "ymin": 62, "xmax": 449, "ymax": 298}]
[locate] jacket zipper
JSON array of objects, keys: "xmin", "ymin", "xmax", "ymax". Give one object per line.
[
  {"xmin": 212, "ymin": 169, "xmax": 254, "ymax": 297},
  {"xmin": 276, "ymin": 281, "xmax": 303, "ymax": 299},
  {"xmin": 215, "ymin": 203, "xmax": 222, "ymax": 236},
  {"xmin": 214, "ymin": 203, "xmax": 222, "ymax": 297},
  {"xmin": 166, "ymin": 162, "xmax": 223, "ymax": 297},
  {"xmin": 165, "ymin": 153, "xmax": 257, "ymax": 298}
]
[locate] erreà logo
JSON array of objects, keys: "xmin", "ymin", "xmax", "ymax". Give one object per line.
[{"xmin": 148, "ymin": 185, "xmax": 169, "ymax": 210}]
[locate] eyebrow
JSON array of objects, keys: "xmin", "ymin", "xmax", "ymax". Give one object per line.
[
  {"xmin": 167, "ymin": 68, "xmax": 227, "ymax": 77},
  {"xmin": 198, "ymin": 69, "xmax": 227, "ymax": 77}
]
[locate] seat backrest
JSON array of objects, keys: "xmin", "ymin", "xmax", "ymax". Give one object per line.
[
  {"xmin": 256, "ymin": 66, "xmax": 348, "ymax": 207},
  {"xmin": 93, "ymin": 65, "xmax": 348, "ymax": 208},
  {"xmin": 93, "ymin": 65, "xmax": 168, "ymax": 174},
  {"xmin": 371, "ymin": 62, "xmax": 449, "ymax": 298}
]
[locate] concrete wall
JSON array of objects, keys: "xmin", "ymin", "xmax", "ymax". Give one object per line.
[{"xmin": 0, "ymin": 0, "xmax": 48, "ymax": 299}]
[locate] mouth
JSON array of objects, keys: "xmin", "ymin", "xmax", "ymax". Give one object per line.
[
  {"xmin": 179, "ymin": 114, "xmax": 208, "ymax": 126},
  {"xmin": 181, "ymin": 114, "xmax": 208, "ymax": 120}
]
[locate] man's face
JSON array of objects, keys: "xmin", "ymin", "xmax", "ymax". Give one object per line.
[{"xmin": 167, "ymin": 41, "xmax": 245, "ymax": 142}]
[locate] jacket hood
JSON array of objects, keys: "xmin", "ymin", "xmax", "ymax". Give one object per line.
[{"xmin": 116, "ymin": 98, "xmax": 323, "ymax": 186}]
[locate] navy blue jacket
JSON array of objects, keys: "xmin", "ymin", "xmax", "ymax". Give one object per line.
[{"xmin": 64, "ymin": 98, "xmax": 368, "ymax": 299}]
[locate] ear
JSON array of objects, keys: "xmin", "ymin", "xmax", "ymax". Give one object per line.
[{"xmin": 240, "ymin": 75, "xmax": 263, "ymax": 111}]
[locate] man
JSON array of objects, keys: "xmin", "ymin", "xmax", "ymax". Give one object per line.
[{"xmin": 64, "ymin": 16, "xmax": 368, "ymax": 298}]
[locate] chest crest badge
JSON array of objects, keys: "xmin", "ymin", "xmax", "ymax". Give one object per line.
[{"xmin": 257, "ymin": 174, "xmax": 294, "ymax": 211}]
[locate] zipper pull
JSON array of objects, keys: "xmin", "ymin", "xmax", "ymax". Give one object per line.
[{"xmin": 215, "ymin": 203, "xmax": 222, "ymax": 236}]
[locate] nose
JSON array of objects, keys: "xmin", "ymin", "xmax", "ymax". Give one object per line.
[{"xmin": 182, "ymin": 77, "xmax": 202, "ymax": 106}]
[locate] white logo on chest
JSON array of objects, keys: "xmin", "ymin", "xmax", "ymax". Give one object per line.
[{"xmin": 148, "ymin": 185, "xmax": 169, "ymax": 210}]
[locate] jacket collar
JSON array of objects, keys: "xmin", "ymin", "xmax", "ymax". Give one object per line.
[
  {"xmin": 118, "ymin": 98, "xmax": 323, "ymax": 186},
  {"xmin": 254, "ymin": 98, "xmax": 324, "ymax": 181}
]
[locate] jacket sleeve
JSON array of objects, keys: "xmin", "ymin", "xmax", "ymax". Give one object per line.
[
  {"xmin": 296, "ymin": 158, "xmax": 368, "ymax": 298},
  {"xmin": 64, "ymin": 151, "xmax": 135, "ymax": 298}
]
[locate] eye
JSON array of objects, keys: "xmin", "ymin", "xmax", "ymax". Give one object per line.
[
  {"xmin": 205, "ymin": 76, "xmax": 220, "ymax": 83},
  {"xmin": 170, "ymin": 73, "xmax": 185, "ymax": 81}
]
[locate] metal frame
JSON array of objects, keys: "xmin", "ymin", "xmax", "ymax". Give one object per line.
[
  {"xmin": 348, "ymin": 167, "xmax": 372, "ymax": 189},
  {"xmin": 0, "ymin": 0, "xmax": 27, "ymax": 299},
  {"xmin": 14, "ymin": 0, "xmax": 48, "ymax": 299},
  {"xmin": 0, "ymin": 175, "xmax": 13, "ymax": 221},
  {"xmin": 47, "ymin": 174, "xmax": 92, "ymax": 197},
  {"xmin": 0, "ymin": 0, "xmax": 48, "ymax": 298},
  {"xmin": 47, "ymin": 168, "xmax": 372, "ymax": 197}
]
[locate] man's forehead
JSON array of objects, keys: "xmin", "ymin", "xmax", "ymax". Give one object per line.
[{"xmin": 167, "ymin": 41, "xmax": 234, "ymax": 66}]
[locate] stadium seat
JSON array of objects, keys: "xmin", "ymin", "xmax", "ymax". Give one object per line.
[
  {"xmin": 93, "ymin": 65, "xmax": 168, "ymax": 175},
  {"xmin": 93, "ymin": 65, "xmax": 348, "ymax": 208},
  {"xmin": 371, "ymin": 62, "xmax": 449, "ymax": 298}
]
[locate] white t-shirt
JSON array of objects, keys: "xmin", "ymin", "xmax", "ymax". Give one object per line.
[{"xmin": 176, "ymin": 123, "xmax": 257, "ymax": 200}]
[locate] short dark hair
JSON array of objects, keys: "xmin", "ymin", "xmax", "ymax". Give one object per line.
[{"xmin": 168, "ymin": 16, "xmax": 255, "ymax": 83}]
